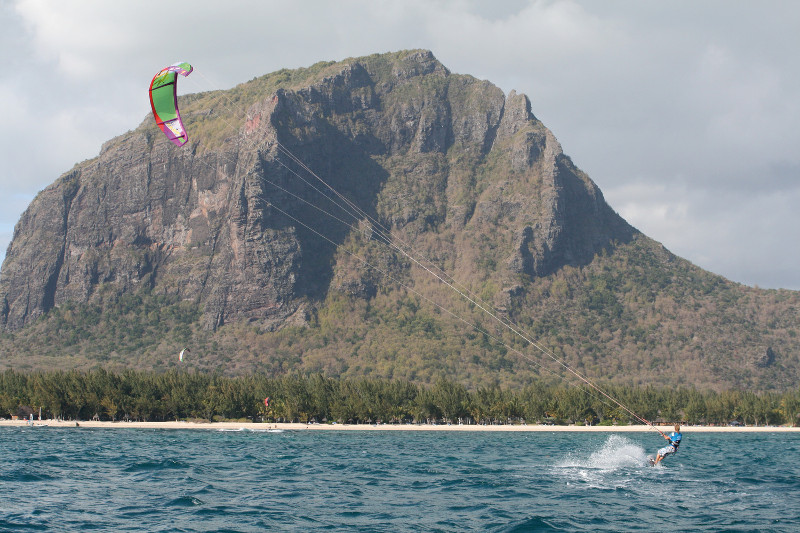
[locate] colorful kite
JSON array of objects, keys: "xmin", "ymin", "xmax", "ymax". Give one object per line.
[{"xmin": 149, "ymin": 62, "xmax": 193, "ymax": 146}]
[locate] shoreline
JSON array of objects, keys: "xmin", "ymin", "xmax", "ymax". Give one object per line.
[{"xmin": 1, "ymin": 419, "xmax": 798, "ymax": 432}]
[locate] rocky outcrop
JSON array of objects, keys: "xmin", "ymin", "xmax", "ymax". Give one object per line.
[
  {"xmin": 0, "ymin": 50, "xmax": 633, "ymax": 332},
  {"xmin": 753, "ymin": 346, "xmax": 776, "ymax": 368}
]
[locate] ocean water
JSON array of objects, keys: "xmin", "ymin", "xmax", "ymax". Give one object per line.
[{"xmin": 1, "ymin": 428, "xmax": 798, "ymax": 532}]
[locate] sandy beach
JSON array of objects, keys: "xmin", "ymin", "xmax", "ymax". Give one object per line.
[{"xmin": 1, "ymin": 419, "xmax": 797, "ymax": 432}]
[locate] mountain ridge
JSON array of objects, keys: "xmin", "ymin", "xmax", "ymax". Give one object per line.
[{"xmin": 1, "ymin": 50, "xmax": 798, "ymax": 391}]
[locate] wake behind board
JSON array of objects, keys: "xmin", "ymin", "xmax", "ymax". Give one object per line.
[{"xmin": 647, "ymin": 455, "xmax": 656, "ymax": 466}]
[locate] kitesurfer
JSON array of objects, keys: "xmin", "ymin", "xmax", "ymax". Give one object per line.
[{"xmin": 653, "ymin": 424, "xmax": 682, "ymax": 465}]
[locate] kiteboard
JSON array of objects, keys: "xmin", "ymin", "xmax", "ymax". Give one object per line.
[{"xmin": 647, "ymin": 455, "xmax": 656, "ymax": 466}]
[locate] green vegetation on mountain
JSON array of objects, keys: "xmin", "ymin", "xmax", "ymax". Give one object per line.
[{"xmin": 2, "ymin": 232, "xmax": 797, "ymax": 391}]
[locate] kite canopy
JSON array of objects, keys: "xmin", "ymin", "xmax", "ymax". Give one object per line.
[{"xmin": 149, "ymin": 62, "xmax": 193, "ymax": 146}]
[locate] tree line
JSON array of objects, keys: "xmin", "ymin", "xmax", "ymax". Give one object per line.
[{"xmin": 1, "ymin": 369, "xmax": 798, "ymax": 426}]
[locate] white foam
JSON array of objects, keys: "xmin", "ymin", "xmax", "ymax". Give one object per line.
[
  {"xmin": 558, "ymin": 435, "xmax": 647, "ymax": 468},
  {"xmin": 552, "ymin": 435, "xmax": 654, "ymax": 489}
]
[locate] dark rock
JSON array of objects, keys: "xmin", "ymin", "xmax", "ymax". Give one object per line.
[
  {"xmin": 754, "ymin": 346, "xmax": 776, "ymax": 368},
  {"xmin": 0, "ymin": 50, "xmax": 633, "ymax": 332}
]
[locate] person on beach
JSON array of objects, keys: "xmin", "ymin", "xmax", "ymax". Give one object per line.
[{"xmin": 653, "ymin": 424, "xmax": 682, "ymax": 465}]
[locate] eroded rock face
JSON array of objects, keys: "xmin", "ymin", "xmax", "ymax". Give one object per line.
[
  {"xmin": 0, "ymin": 50, "xmax": 632, "ymax": 331},
  {"xmin": 754, "ymin": 346, "xmax": 776, "ymax": 368}
]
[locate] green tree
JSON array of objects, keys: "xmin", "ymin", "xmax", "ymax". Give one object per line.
[
  {"xmin": 779, "ymin": 392, "xmax": 800, "ymax": 426},
  {"xmin": 432, "ymin": 378, "xmax": 468, "ymax": 423}
]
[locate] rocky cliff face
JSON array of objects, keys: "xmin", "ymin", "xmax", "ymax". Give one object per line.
[
  {"xmin": 1, "ymin": 50, "xmax": 633, "ymax": 332},
  {"xmin": 3, "ymin": 50, "xmax": 799, "ymax": 392}
]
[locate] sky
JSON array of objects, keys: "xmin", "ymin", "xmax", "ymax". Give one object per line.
[{"xmin": 1, "ymin": 0, "xmax": 798, "ymax": 290}]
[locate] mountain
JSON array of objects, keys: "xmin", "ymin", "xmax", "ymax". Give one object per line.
[{"xmin": 1, "ymin": 50, "xmax": 798, "ymax": 391}]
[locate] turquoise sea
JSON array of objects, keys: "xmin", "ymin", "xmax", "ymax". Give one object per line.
[{"xmin": 1, "ymin": 427, "xmax": 798, "ymax": 532}]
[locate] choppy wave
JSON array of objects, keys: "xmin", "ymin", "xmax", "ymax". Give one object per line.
[{"xmin": 1, "ymin": 428, "xmax": 798, "ymax": 532}]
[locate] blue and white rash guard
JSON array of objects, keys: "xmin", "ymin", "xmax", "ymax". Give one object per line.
[{"xmin": 668, "ymin": 431, "xmax": 682, "ymax": 449}]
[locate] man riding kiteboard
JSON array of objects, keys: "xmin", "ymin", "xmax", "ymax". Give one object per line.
[{"xmin": 651, "ymin": 424, "xmax": 682, "ymax": 466}]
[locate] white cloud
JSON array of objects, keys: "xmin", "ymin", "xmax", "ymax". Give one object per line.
[{"xmin": 14, "ymin": 0, "xmax": 147, "ymax": 77}]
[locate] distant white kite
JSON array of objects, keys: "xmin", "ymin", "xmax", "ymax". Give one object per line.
[{"xmin": 179, "ymin": 348, "xmax": 190, "ymax": 362}]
